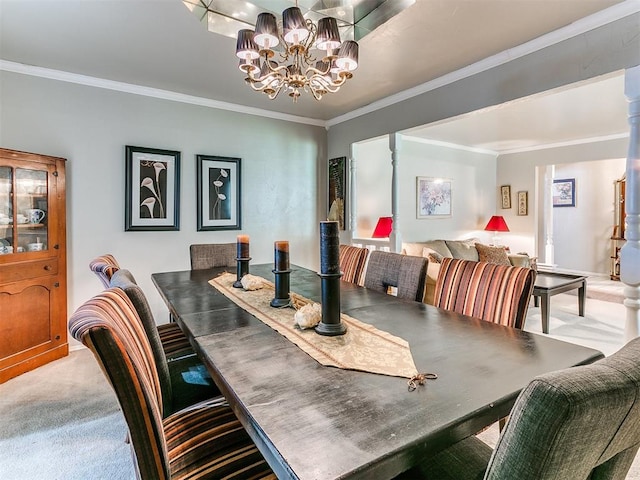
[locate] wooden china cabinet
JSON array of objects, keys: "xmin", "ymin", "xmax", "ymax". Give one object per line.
[{"xmin": 0, "ymin": 148, "xmax": 67, "ymax": 383}]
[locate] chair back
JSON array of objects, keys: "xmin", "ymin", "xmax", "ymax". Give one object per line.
[
  {"xmin": 109, "ymin": 269, "xmax": 173, "ymax": 413},
  {"xmin": 339, "ymin": 244, "xmax": 369, "ymax": 286},
  {"xmin": 69, "ymin": 288, "xmax": 169, "ymax": 479},
  {"xmin": 190, "ymin": 243, "xmax": 236, "ymax": 270},
  {"xmin": 486, "ymin": 336, "xmax": 640, "ymax": 479},
  {"xmin": 434, "ymin": 258, "xmax": 535, "ymax": 328},
  {"xmin": 89, "ymin": 254, "xmax": 122, "ymax": 288},
  {"xmin": 363, "ymin": 251, "xmax": 427, "ymax": 302}
]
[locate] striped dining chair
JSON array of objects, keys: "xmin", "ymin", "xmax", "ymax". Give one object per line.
[
  {"xmin": 110, "ymin": 269, "xmax": 220, "ymax": 416},
  {"xmin": 89, "ymin": 255, "xmax": 193, "ymax": 361},
  {"xmin": 88, "ymin": 254, "xmax": 121, "ymax": 288},
  {"xmin": 69, "ymin": 288, "xmax": 275, "ymax": 480},
  {"xmin": 339, "ymin": 244, "xmax": 370, "ymax": 286},
  {"xmin": 434, "ymin": 258, "xmax": 536, "ymax": 329}
]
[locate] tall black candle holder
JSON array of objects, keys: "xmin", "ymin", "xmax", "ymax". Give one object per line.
[
  {"xmin": 270, "ymin": 268, "xmax": 291, "ymax": 307},
  {"xmin": 315, "ymin": 271, "xmax": 346, "ymax": 336},
  {"xmin": 315, "ymin": 221, "xmax": 347, "ymax": 336},
  {"xmin": 233, "ymin": 256, "xmax": 251, "ymax": 288}
]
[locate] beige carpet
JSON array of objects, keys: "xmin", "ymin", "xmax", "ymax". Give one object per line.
[{"xmin": 0, "ymin": 287, "xmax": 637, "ymax": 479}]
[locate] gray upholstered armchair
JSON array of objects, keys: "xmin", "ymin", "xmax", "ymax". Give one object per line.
[{"xmin": 396, "ymin": 336, "xmax": 640, "ymax": 479}]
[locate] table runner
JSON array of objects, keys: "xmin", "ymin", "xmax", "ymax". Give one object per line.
[{"xmin": 209, "ymin": 273, "xmax": 421, "ymax": 380}]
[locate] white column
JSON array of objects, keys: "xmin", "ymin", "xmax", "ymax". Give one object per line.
[
  {"xmin": 621, "ymin": 65, "xmax": 640, "ymax": 341},
  {"xmin": 349, "ymin": 143, "xmax": 357, "ymax": 243},
  {"xmin": 543, "ymin": 165, "xmax": 555, "ymax": 267},
  {"xmin": 389, "ymin": 133, "xmax": 402, "ymax": 253}
]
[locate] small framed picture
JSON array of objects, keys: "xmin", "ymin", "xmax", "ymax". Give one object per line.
[
  {"xmin": 196, "ymin": 155, "xmax": 241, "ymax": 231},
  {"xmin": 517, "ymin": 191, "xmax": 528, "ymax": 216},
  {"xmin": 125, "ymin": 145, "xmax": 180, "ymax": 231},
  {"xmin": 501, "ymin": 185, "xmax": 511, "ymax": 209},
  {"xmin": 553, "ymin": 178, "xmax": 576, "ymax": 207},
  {"xmin": 417, "ymin": 177, "xmax": 452, "ymax": 218}
]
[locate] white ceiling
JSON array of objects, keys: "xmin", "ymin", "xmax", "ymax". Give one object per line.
[{"xmin": 0, "ymin": 0, "xmax": 636, "ymax": 151}]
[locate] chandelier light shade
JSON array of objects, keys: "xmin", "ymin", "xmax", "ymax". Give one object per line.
[
  {"xmin": 372, "ymin": 217, "xmax": 393, "ymax": 238},
  {"xmin": 484, "ymin": 215, "xmax": 510, "ymax": 245},
  {"xmin": 235, "ymin": 5, "xmax": 360, "ymax": 102}
]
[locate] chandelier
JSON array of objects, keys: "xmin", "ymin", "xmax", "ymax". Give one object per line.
[{"xmin": 235, "ymin": 5, "xmax": 359, "ymax": 102}]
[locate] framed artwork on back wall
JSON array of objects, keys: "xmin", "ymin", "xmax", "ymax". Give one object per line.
[
  {"xmin": 196, "ymin": 155, "xmax": 241, "ymax": 231},
  {"xmin": 125, "ymin": 145, "xmax": 180, "ymax": 231}
]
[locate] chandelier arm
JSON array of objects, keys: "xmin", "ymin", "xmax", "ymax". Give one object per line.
[{"xmin": 309, "ymin": 76, "xmax": 342, "ymax": 94}]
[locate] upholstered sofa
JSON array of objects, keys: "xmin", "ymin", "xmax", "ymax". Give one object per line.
[{"xmin": 402, "ymin": 238, "xmax": 535, "ymax": 305}]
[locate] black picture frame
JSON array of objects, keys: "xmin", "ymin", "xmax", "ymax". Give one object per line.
[
  {"xmin": 553, "ymin": 178, "xmax": 576, "ymax": 207},
  {"xmin": 196, "ymin": 155, "xmax": 241, "ymax": 231},
  {"xmin": 328, "ymin": 156, "xmax": 347, "ymax": 230},
  {"xmin": 125, "ymin": 145, "xmax": 180, "ymax": 231}
]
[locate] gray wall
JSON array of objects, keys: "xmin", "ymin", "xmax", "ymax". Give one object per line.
[
  {"xmin": 497, "ymin": 139, "xmax": 628, "ymax": 273},
  {"xmin": 0, "ymin": 71, "xmax": 326, "ymax": 345},
  {"xmin": 352, "ymin": 136, "xmax": 497, "ymax": 243}
]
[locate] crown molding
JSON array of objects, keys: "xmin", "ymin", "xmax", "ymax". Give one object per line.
[
  {"xmin": 497, "ymin": 132, "xmax": 629, "ymax": 155},
  {"xmin": 326, "ymin": 1, "xmax": 640, "ymax": 128},
  {"xmin": 0, "ymin": 60, "xmax": 326, "ymax": 128},
  {"xmin": 401, "ymin": 136, "xmax": 499, "ymax": 156}
]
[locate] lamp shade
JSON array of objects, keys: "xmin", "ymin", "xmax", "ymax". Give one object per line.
[
  {"xmin": 254, "ymin": 12, "xmax": 279, "ymax": 49},
  {"xmin": 372, "ymin": 216, "xmax": 393, "ymax": 238},
  {"xmin": 235, "ymin": 29, "xmax": 259, "ymax": 60},
  {"xmin": 484, "ymin": 215, "xmax": 509, "ymax": 232},
  {"xmin": 282, "ymin": 6, "xmax": 309, "ymax": 44},
  {"xmin": 335, "ymin": 40, "xmax": 359, "ymax": 71},
  {"xmin": 316, "ymin": 17, "xmax": 341, "ymax": 51}
]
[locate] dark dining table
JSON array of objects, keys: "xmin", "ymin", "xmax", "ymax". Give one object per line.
[{"xmin": 152, "ymin": 264, "xmax": 604, "ymax": 480}]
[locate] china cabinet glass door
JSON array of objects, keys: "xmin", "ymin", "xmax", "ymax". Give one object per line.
[{"xmin": 0, "ymin": 166, "xmax": 49, "ymax": 255}]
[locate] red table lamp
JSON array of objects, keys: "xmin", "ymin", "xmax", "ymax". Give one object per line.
[
  {"xmin": 484, "ymin": 215, "xmax": 509, "ymax": 246},
  {"xmin": 372, "ymin": 216, "xmax": 393, "ymax": 238}
]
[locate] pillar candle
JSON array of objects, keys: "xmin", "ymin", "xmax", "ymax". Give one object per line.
[
  {"xmin": 274, "ymin": 241, "xmax": 290, "ymax": 271},
  {"xmin": 237, "ymin": 234, "xmax": 250, "ymax": 258},
  {"xmin": 320, "ymin": 221, "xmax": 340, "ymax": 275}
]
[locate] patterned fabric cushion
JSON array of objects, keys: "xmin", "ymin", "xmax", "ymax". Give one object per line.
[
  {"xmin": 434, "ymin": 258, "xmax": 536, "ymax": 328},
  {"xmin": 89, "ymin": 254, "xmax": 122, "ymax": 288},
  {"xmin": 475, "ymin": 243, "xmax": 511, "ymax": 266},
  {"xmin": 445, "ymin": 238, "xmax": 480, "ymax": 261},
  {"xmin": 190, "ymin": 243, "xmax": 237, "ymax": 270},
  {"xmin": 364, "ymin": 251, "xmax": 427, "ymax": 302},
  {"xmin": 339, "ymin": 244, "xmax": 369, "ymax": 285},
  {"xmin": 69, "ymin": 288, "xmax": 275, "ymax": 480}
]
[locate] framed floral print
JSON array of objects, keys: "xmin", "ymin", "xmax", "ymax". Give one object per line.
[
  {"xmin": 125, "ymin": 145, "xmax": 180, "ymax": 231},
  {"xmin": 196, "ymin": 155, "xmax": 241, "ymax": 231},
  {"xmin": 553, "ymin": 178, "xmax": 576, "ymax": 207},
  {"xmin": 417, "ymin": 177, "xmax": 452, "ymax": 218}
]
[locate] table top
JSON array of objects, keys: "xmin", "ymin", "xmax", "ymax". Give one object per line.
[
  {"xmin": 152, "ymin": 265, "xmax": 603, "ymax": 480},
  {"xmin": 534, "ymin": 271, "xmax": 587, "ymax": 289}
]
